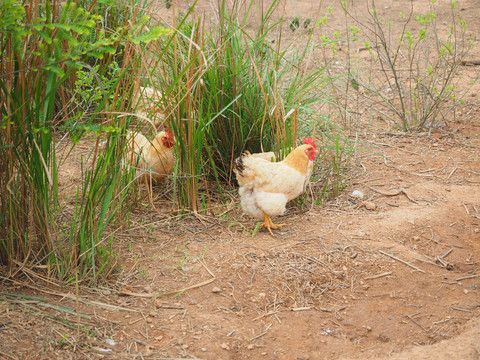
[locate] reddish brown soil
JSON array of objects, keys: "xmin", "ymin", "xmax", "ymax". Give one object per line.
[{"xmin": 1, "ymin": 1, "xmax": 480, "ymax": 359}]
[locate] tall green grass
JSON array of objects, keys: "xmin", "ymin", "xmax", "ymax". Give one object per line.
[
  {"xmin": 0, "ymin": 0, "xmax": 168, "ymax": 282},
  {"xmin": 1, "ymin": 0, "xmax": 354, "ymax": 282},
  {"xmin": 145, "ymin": 0, "xmax": 335, "ymax": 211}
]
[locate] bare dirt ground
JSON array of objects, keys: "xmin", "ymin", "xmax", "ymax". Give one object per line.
[{"xmin": 1, "ymin": 1, "xmax": 480, "ymax": 359}]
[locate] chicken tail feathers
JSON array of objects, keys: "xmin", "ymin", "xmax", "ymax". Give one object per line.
[{"xmin": 233, "ymin": 152, "xmax": 249, "ymax": 175}]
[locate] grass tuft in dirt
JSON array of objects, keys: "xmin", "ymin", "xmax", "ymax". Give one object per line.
[
  {"xmin": 141, "ymin": 0, "xmax": 350, "ymax": 210},
  {"xmin": 0, "ymin": 0, "xmax": 170, "ymax": 282}
]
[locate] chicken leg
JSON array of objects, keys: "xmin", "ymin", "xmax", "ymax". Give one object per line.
[{"xmin": 261, "ymin": 213, "xmax": 286, "ymax": 235}]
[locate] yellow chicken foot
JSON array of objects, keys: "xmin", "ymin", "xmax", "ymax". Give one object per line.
[{"xmin": 261, "ymin": 214, "xmax": 286, "ymax": 235}]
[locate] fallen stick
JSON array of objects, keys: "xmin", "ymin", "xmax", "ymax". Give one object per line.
[
  {"xmin": 164, "ymin": 277, "xmax": 215, "ymax": 296},
  {"xmin": 440, "ymin": 249, "xmax": 453, "ymax": 259},
  {"xmin": 365, "ymin": 271, "xmax": 393, "ymax": 280},
  {"xmin": 451, "ymin": 306, "xmax": 471, "ymax": 313},
  {"xmin": 378, "ymin": 250, "xmax": 425, "ymax": 273},
  {"xmin": 415, "ymin": 257, "xmax": 442, "ymax": 268},
  {"xmin": 250, "ymin": 323, "xmax": 272, "ymax": 342},
  {"xmin": 455, "ymin": 274, "xmax": 480, "ymax": 281},
  {"xmin": 446, "ymin": 167, "xmax": 457, "ymax": 180},
  {"xmin": 252, "ymin": 311, "xmax": 277, "ymax": 321},
  {"xmin": 119, "ymin": 290, "xmax": 154, "ymax": 298},
  {"xmin": 368, "ymin": 186, "xmax": 419, "ymax": 204},
  {"xmin": 165, "ymin": 258, "xmax": 216, "ymax": 296},
  {"xmin": 291, "ymin": 307, "xmax": 310, "ymax": 312},
  {"xmin": 406, "ymin": 314, "xmax": 429, "ymax": 333}
]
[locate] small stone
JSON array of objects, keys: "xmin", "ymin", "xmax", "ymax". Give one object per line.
[
  {"xmin": 149, "ymin": 311, "xmax": 157, "ymax": 317},
  {"xmin": 212, "ymin": 287, "xmax": 222, "ymax": 293},
  {"xmin": 153, "ymin": 299, "xmax": 163, "ymax": 308},
  {"xmin": 201, "ymin": 348, "xmax": 207, "ymax": 352},
  {"xmin": 105, "ymin": 339, "xmax": 116, "ymax": 346},
  {"xmin": 147, "ymin": 318, "xmax": 153, "ymax": 324},
  {"xmin": 364, "ymin": 201, "xmax": 376, "ymax": 211},
  {"xmin": 258, "ymin": 292, "xmax": 266, "ymax": 298},
  {"xmin": 261, "ymin": 352, "xmax": 267, "ymax": 356},
  {"xmin": 144, "ymin": 346, "xmax": 154, "ymax": 356},
  {"xmin": 463, "ymin": 289, "xmax": 469, "ymax": 294},
  {"xmin": 412, "ymin": 236, "xmax": 420, "ymax": 241},
  {"xmin": 351, "ymin": 190, "xmax": 364, "ymax": 199},
  {"xmin": 144, "ymin": 286, "xmax": 153, "ymax": 293},
  {"xmin": 221, "ymin": 343, "xmax": 230, "ymax": 350},
  {"xmin": 366, "ymin": 326, "xmax": 372, "ymax": 332},
  {"xmin": 247, "ymin": 344, "xmax": 254, "ymax": 350}
]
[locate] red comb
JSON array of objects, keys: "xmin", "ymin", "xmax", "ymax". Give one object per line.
[
  {"xmin": 161, "ymin": 129, "xmax": 174, "ymax": 148},
  {"xmin": 302, "ymin": 137, "xmax": 316, "ymax": 149}
]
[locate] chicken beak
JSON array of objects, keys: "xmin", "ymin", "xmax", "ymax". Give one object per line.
[{"xmin": 314, "ymin": 149, "xmax": 319, "ymax": 154}]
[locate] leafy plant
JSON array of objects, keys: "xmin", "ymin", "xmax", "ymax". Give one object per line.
[
  {"xmin": 0, "ymin": 0, "xmax": 169, "ymax": 282},
  {"xmin": 0, "ymin": 0, "xmax": 116, "ymax": 268},
  {"xmin": 340, "ymin": 0, "xmax": 478, "ymax": 130}
]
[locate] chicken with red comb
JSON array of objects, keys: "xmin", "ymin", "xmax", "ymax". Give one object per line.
[
  {"xmin": 128, "ymin": 129, "xmax": 175, "ymax": 185},
  {"xmin": 233, "ymin": 138, "xmax": 319, "ymax": 235}
]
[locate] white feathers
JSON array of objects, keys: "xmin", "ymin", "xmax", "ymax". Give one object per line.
[{"xmin": 234, "ymin": 152, "xmax": 311, "ymax": 220}]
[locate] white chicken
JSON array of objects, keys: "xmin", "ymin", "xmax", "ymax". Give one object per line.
[{"xmin": 233, "ymin": 138, "xmax": 318, "ymax": 235}]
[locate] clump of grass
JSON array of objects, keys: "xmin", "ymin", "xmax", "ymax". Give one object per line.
[
  {"xmin": 145, "ymin": 0, "xmax": 340, "ymax": 211},
  {"xmin": 1, "ymin": 0, "xmax": 356, "ymax": 281},
  {"xmin": 0, "ymin": 0, "xmax": 169, "ymax": 282}
]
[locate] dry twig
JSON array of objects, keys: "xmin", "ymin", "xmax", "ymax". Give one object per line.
[
  {"xmin": 250, "ymin": 323, "xmax": 272, "ymax": 342},
  {"xmin": 378, "ymin": 250, "xmax": 425, "ymax": 273},
  {"xmin": 365, "ymin": 271, "xmax": 393, "ymax": 280},
  {"xmin": 405, "ymin": 314, "xmax": 429, "ymax": 333},
  {"xmin": 368, "ymin": 186, "xmax": 419, "ymax": 204},
  {"xmin": 455, "ymin": 274, "xmax": 480, "ymax": 281},
  {"xmin": 164, "ymin": 258, "xmax": 216, "ymax": 296}
]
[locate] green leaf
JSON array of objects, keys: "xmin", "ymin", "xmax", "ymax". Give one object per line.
[
  {"xmin": 130, "ymin": 26, "xmax": 173, "ymax": 44},
  {"xmin": 45, "ymin": 65, "xmax": 65, "ymax": 77},
  {"xmin": 37, "ymin": 30, "xmax": 53, "ymax": 45},
  {"xmin": 87, "ymin": 51, "xmax": 104, "ymax": 59}
]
